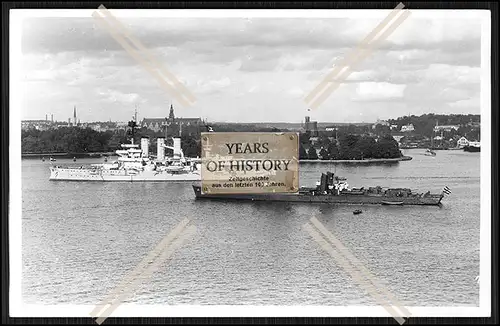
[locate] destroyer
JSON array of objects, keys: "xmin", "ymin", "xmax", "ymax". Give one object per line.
[
  {"xmin": 193, "ymin": 171, "xmax": 447, "ymax": 206},
  {"xmin": 49, "ymin": 136, "xmax": 201, "ymax": 182}
]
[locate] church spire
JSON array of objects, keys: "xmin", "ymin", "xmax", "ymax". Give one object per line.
[{"xmin": 168, "ymin": 103, "xmax": 175, "ymax": 121}]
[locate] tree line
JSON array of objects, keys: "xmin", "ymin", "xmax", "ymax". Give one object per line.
[
  {"xmin": 299, "ymin": 133, "xmax": 402, "ymax": 160},
  {"xmin": 22, "ymin": 125, "xmax": 402, "ymax": 160},
  {"xmin": 22, "ymin": 127, "xmax": 124, "ymax": 154},
  {"xmin": 387, "ymin": 113, "xmax": 480, "ymax": 139}
]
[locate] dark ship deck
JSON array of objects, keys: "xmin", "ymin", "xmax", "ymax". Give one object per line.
[{"xmin": 193, "ymin": 172, "xmax": 445, "ymax": 206}]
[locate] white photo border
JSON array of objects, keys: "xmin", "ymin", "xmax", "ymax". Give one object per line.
[{"xmin": 9, "ymin": 8, "xmax": 492, "ymax": 318}]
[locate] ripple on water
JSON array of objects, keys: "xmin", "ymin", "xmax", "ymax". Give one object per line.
[{"xmin": 21, "ymin": 151, "xmax": 480, "ymax": 306}]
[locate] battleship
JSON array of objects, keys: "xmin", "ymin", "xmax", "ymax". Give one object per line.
[
  {"xmin": 49, "ymin": 136, "xmax": 201, "ymax": 182},
  {"xmin": 193, "ymin": 172, "xmax": 448, "ymax": 206}
]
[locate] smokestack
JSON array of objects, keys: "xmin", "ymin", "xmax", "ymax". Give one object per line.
[
  {"xmin": 141, "ymin": 138, "xmax": 149, "ymax": 157},
  {"xmin": 173, "ymin": 138, "xmax": 181, "ymax": 157},
  {"xmin": 51, "ymin": 114, "xmax": 53, "ymax": 123},
  {"xmin": 157, "ymin": 137, "xmax": 165, "ymax": 161},
  {"xmin": 46, "ymin": 114, "xmax": 48, "ymax": 121}
]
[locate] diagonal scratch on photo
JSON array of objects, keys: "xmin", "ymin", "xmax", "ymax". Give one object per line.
[
  {"xmin": 89, "ymin": 218, "xmax": 196, "ymax": 324},
  {"xmin": 303, "ymin": 216, "xmax": 411, "ymax": 324},
  {"xmin": 305, "ymin": 3, "xmax": 410, "ymax": 110},
  {"xmin": 91, "ymin": 5, "xmax": 196, "ymax": 107},
  {"xmin": 14, "ymin": 2, "xmax": 490, "ymax": 321}
]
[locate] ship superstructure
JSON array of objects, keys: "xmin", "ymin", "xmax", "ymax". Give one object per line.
[
  {"xmin": 49, "ymin": 136, "xmax": 201, "ymax": 182},
  {"xmin": 193, "ymin": 171, "xmax": 448, "ymax": 206}
]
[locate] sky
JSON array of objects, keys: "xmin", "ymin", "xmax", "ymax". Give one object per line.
[{"xmin": 17, "ymin": 10, "xmax": 486, "ymax": 123}]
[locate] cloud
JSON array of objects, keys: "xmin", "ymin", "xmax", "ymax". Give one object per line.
[
  {"xmin": 18, "ymin": 14, "xmax": 485, "ymax": 122},
  {"xmin": 355, "ymin": 82, "xmax": 406, "ymax": 101},
  {"xmin": 196, "ymin": 77, "xmax": 232, "ymax": 94}
]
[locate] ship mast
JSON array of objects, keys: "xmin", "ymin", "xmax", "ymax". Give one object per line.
[{"xmin": 128, "ymin": 107, "xmax": 138, "ymax": 145}]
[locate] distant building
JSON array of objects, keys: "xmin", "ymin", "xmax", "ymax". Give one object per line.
[
  {"xmin": 303, "ymin": 116, "xmax": 318, "ymax": 136},
  {"xmin": 401, "ymin": 124, "xmax": 415, "ymax": 132},
  {"xmin": 140, "ymin": 104, "xmax": 202, "ymax": 136},
  {"xmin": 116, "ymin": 122, "xmax": 128, "ymax": 131},
  {"xmin": 434, "ymin": 125, "xmax": 459, "ymax": 132},
  {"xmin": 21, "ymin": 120, "xmax": 52, "ymax": 131},
  {"xmin": 392, "ymin": 135, "xmax": 405, "ymax": 144},
  {"xmin": 457, "ymin": 136, "xmax": 469, "ymax": 148},
  {"xmin": 390, "ymin": 124, "xmax": 399, "ymax": 130},
  {"xmin": 140, "ymin": 118, "xmax": 165, "ymax": 132},
  {"xmin": 372, "ymin": 119, "xmax": 390, "ymax": 129},
  {"xmin": 309, "ymin": 137, "xmax": 319, "ymax": 145},
  {"xmin": 88, "ymin": 123, "xmax": 103, "ymax": 132}
]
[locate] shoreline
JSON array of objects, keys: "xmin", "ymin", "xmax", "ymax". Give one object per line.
[
  {"xmin": 22, "ymin": 152, "xmax": 115, "ymax": 158},
  {"xmin": 22, "ymin": 152, "xmax": 413, "ymax": 163},
  {"xmin": 300, "ymin": 156, "xmax": 413, "ymax": 163}
]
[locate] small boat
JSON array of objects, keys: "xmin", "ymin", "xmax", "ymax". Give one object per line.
[
  {"xmin": 104, "ymin": 157, "xmax": 108, "ymax": 162},
  {"xmin": 381, "ymin": 201, "xmax": 404, "ymax": 206},
  {"xmin": 41, "ymin": 157, "xmax": 45, "ymax": 162},
  {"xmin": 73, "ymin": 157, "xmax": 77, "ymax": 162},
  {"xmin": 353, "ymin": 209, "xmax": 363, "ymax": 215},
  {"xmin": 424, "ymin": 149, "xmax": 436, "ymax": 156},
  {"xmin": 50, "ymin": 157, "xmax": 56, "ymax": 162}
]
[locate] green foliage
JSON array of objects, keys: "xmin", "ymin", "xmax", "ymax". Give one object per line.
[
  {"xmin": 299, "ymin": 133, "xmax": 401, "ymax": 160},
  {"xmin": 299, "ymin": 144, "xmax": 308, "ymax": 159},
  {"xmin": 317, "ymin": 134, "xmax": 331, "ymax": 148},
  {"xmin": 327, "ymin": 142, "xmax": 341, "ymax": 160},
  {"xmin": 22, "ymin": 124, "xmax": 403, "ymax": 161},
  {"xmin": 181, "ymin": 136, "xmax": 201, "ymax": 158},
  {"xmin": 319, "ymin": 147, "xmax": 329, "ymax": 160},
  {"xmin": 338, "ymin": 134, "xmax": 360, "ymax": 160},
  {"xmin": 307, "ymin": 147, "xmax": 318, "ymax": 160},
  {"xmin": 356, "ymin": 136, "xmax": 376, "ymax": 159},
  {"xmin": 373, "ymin": 134, "xmax": 402, "ymax": 159},
  {"xmin": 388, "ymin": 113, "xmax": 480, "ymax": 138},
  {"xmin": 21, "ymin": 127, "xmax": 117, "ymax": 153},
  {"xmin": 299, "ymin": 132, "xmax": 311, "ymax": 145}
]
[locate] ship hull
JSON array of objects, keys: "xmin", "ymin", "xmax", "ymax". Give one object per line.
[
  {"xmin": 192, "ymin": 186, "xmax": 443, "ymax": 206},
  {"xmin": 50, "ymin": 167, "xmax": 201, "ymax": 182}
]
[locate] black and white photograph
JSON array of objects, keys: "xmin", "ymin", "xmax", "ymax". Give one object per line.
[{"xmin": 9, "ymin": 5, "xmax": 492, "ymax": 321}]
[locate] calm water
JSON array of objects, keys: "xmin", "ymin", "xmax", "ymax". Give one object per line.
[{"xmin": 21, "ymin": 149, "xmax": 480, "ymax": 306}]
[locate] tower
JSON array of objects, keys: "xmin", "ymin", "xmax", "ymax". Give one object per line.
[
  {"xmin": 168, "ymin": 104, "xmax": 175, "ymax": 122},
  {"xmin": 51, "ymin": 114, "xmax": 54, "ymax": 123},
  {"xmin": 164, "ymin": 117, "xmax": 168, "ymax": 139},
  {"xmin": 305, "ymin": 116, "xmax": 311, "ymax": 132},
  {"xmin": 73, "ymin": 106, "xmax": 77, "ymax": 125}
]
